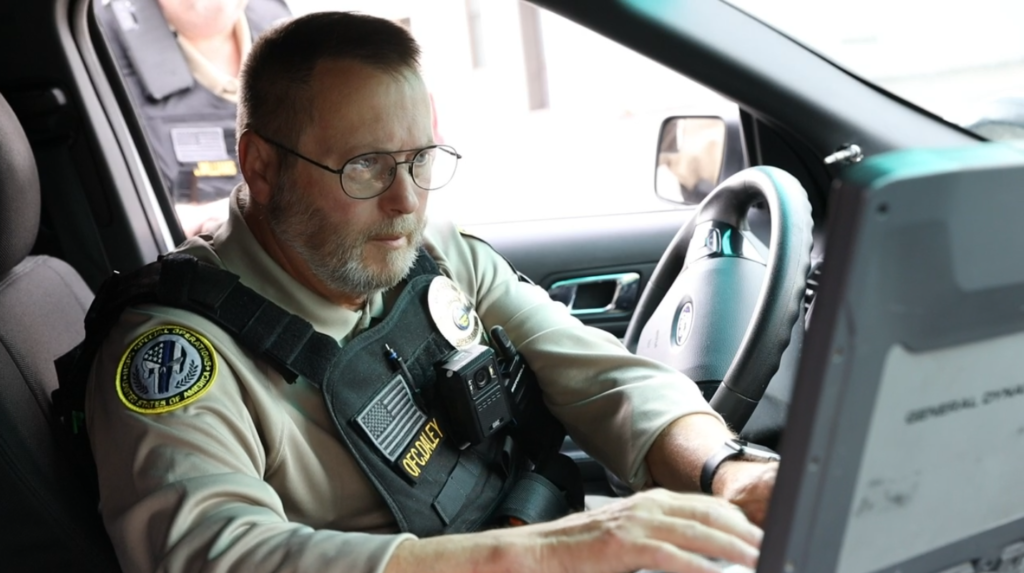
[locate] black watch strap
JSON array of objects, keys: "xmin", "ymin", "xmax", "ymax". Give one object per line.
[
  {"xmin": 700, "ymin": 441, "xmax": 743, "ymax": 494},
  {"xmin": 700, "ymin": 439, "xmax": 780, "ymax": 494}
]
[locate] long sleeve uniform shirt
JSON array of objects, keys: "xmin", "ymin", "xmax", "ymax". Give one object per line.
[{"xmin": 85, "ymin": 186, "xmax": 720, "ymax": 573}]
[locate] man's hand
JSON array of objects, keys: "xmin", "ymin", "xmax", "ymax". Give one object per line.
[
  {"xmin": 712, "ymin": 460, "xmax": 779, "ymax": 526},
  {"xmin": 385, "ymin": 488, "xmax": 761, "ymax": 573},
  {"xmin": 644, "ymin": 414, "xmax": 779, "ymax": 526}
]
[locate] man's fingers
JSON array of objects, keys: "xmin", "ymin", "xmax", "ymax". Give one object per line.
[
  {"xmin": 638, "ymin": 514, "xmax": 759, "ymax": 569},
  {"xmin": 644, "ymin": 491, "xmax": 764, "ymax": 548},
  {"xmin": 622, "ymin": 539, "xmax": 727, "ymax": 573},
  {"xmin": 527, "ymin": 491, "xmax": 764, "ymax": 573}
]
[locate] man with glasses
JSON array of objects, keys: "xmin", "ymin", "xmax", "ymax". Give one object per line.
[{"xmin": 82, "ymin": 11, "xmax": 774, "ymax": 573}]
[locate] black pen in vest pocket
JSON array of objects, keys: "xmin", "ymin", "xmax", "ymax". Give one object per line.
[{"xmin": 384, "ymin": 344, "xmax": 424, "ymax": 409}]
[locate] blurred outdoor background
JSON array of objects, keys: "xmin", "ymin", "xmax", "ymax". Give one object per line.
[{"xmin": 287, "ymin": 0, "xmax": 1024, "ymax": 225}]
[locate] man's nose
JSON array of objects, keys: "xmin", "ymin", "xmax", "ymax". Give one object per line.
[{"xmin": 380, "ymin": 164, "xmax": 421, "ymax": 214}]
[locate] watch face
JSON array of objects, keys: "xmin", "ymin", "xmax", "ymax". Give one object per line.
[{"xmin": 733, "ymin": 439, "xmax": 781, "ymax": 462}]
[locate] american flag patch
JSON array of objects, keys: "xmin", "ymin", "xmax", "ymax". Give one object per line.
[{"xmin": 355, "ymin": 375, "xmax": 427, "ymax": 462}]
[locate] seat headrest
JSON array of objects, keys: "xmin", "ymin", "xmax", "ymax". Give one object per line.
[{"xmin": 0, "ymin": 93, "xmax": 41, "ymax": 277}]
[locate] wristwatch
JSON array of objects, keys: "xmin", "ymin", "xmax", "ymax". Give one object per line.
[{"xmin": 700, "ymin": 438, "xmax": 780, "ymax": 494}]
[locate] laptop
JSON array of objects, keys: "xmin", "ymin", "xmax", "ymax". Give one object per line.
[
  {"xmin": 755, "ymin": 142, "xmax": 1024, "ymax": 573},
  {"xmin": 641, "ymin": 143, "xmax": 1024, "ymax": 573}
]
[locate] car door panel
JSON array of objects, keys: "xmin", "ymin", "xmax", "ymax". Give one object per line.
[{"xmin": 464, "ymin": 208, "xmax": 695, "ymax": 337}]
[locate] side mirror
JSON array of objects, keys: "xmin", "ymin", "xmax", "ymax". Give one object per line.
[{"xmin": 654, "ymin": 115, "xmax": 746, "ymax": 205}]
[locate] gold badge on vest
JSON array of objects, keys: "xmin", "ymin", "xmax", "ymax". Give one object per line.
[{"xmin": 427, "ymin": 276, "xmax": 481, "ymax": 349}]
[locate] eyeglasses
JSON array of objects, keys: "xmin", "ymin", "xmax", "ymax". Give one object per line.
[{"xmin": 257, "ymin": 133, "xmax": 461, "ymax": 200}]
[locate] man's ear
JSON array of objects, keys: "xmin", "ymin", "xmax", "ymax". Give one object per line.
[{"xmin": 238, "ymin": 130, "xmax": 277, "ymax": 206}]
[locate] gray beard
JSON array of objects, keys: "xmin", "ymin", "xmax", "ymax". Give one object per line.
[{"xmin": 267, "ymin": 178, "xmax": 425, "ymax": 297}]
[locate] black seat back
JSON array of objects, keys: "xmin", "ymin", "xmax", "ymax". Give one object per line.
[{"xmin": 0, "ymin": 92, "xmax": 121, "ymax": 572}]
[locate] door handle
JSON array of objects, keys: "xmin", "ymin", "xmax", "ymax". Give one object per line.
[{"xmin": 547, "ymin": 272, "xmax": 640, "ymax": 316}]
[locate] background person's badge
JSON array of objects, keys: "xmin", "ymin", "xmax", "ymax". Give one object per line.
[
  {"xmin": 116, "ymin": 325, "xmax": 218, "ymax": 414},
  {"xmin": 428, "ymin": 276, "xmax": 481, "ymax": 349}
]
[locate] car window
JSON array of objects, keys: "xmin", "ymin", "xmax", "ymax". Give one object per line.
[
  {"xmin": 94, "ymin": 0, "xmax": 739, "ymax": 233},
  {"xmin": 93, "ymin": 0, "xmax": 294, "ymax": 237},
  {"xmin": 722, "ymin": 0, "xmax": 1024, "ymax": 142}
]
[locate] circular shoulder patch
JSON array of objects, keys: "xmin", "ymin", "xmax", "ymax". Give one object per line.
[{"xmin": 116, "ymin": 325, "xmax": 218, "ymax": 414}]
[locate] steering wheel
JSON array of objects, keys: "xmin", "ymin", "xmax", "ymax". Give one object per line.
[{"xmin": 623, "ymin": 166, "xmax": 814, "ymax": 432}]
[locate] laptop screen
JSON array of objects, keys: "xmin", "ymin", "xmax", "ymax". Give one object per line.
[{"xmin": 759, "ymin": 144, "xmax": 1024, "ymax": 573}]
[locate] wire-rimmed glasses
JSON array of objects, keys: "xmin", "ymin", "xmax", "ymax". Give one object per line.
[{"xmin": 258, "ymin": 133, "xmax": 461, "ymax": 199}]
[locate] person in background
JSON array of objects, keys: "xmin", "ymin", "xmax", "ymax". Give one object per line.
[{"xmin": 97, "ymin": 0, "xmax": 291, "ymax": 237}]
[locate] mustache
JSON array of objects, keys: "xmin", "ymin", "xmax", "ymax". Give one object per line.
[{"xmin": 365, "ymin": 216, "xmax": 423, "ymax": 238}]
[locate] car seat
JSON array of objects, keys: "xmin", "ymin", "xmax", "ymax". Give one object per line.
[{"xmin": 0, "ymin": 92, "xmax": 121, "ymax": 571}]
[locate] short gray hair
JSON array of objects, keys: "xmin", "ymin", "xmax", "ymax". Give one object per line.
[{"xmin": 237, "ymin": 12, "xmax": 421, "ymax": 151}]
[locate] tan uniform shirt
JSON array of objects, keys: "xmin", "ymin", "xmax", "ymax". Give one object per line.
[{"xmin": 86, "ymin": 186, "xmax": 719, "ymax": 573}]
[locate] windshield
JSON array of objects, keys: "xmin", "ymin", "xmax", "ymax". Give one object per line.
[{"xmin": 723, "ymin": 0, "xmax": 1024, "ymax": 141}]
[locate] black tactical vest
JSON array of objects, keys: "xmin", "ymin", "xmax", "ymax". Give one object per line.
[
  {"xmin": 319, "ymin": 254, "xmax": 515, "ymax": 534},
  {"xmin": 97, "ymin": 0, "xmax": 291, "ymax": 204},
  {"xmin": 54, "ymin": 251, "xmax": 581, "ymax": 535}
]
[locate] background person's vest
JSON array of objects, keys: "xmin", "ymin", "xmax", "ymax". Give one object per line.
[{"xmin": 97, "ymin": 0, "xmax": 291, "ymax": 204}]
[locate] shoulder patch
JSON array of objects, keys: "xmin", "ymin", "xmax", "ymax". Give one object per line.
[{"xmin": 116, "ymin": 325, "xmax": 218, "ymax": 414}]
